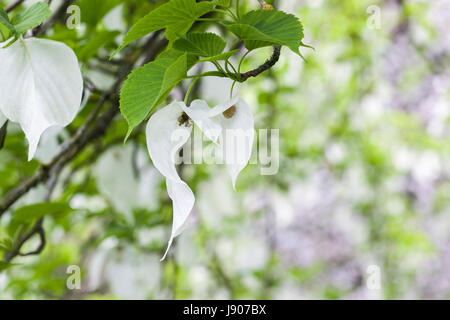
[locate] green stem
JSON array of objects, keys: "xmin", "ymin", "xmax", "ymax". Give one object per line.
[
  {"xmin": 236, "ymin": 0, "xmax": 241, "ymax": 19},
  {"xmin": 212, "ymin": 61, "xmax": 227, "ymax": 76},
  {"xmin": 197, "ymin": 18, "xmax": 222, "ymax": 22},
  {"xmin": 184, "ymin": 77, "xmax": 201, "ymax": 104},
  {"xmin": 214, "ymin": 9, "xmax": 236, "ymax": 21},
  {"xmin": 226, "ymin": 59, "xmax": 238, "ymax": 74},
  {"xmin": 238, "ymin": 50, "xmax": 251, "ymax": 74},
  {"xmin": 230, "ymin": 80, "xmax": 237, "ymax": 99},
  {"xmin": 226, "ymin": 8, "xmax": 238, "ymax": 21},
  {"xmin": 224, "ymin": 60, "xmax": 232, "ymax": 75},
  {"xmin": 214, "ymin": 9, "xmax": 229, "ymax": 14},
  {"xmin": 184, "ymin": 71, "xmax": 227, "ymax": 79},
  {"xmin": 237, "ymin": 51, "xmax": 251, "ymax": 79}
]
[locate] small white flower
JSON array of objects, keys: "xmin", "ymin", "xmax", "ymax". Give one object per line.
[{"xmin": 0, "ymin": 38, "xmax": 83, "ymax": 160}]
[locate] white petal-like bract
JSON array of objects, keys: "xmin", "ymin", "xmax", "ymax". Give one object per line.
[
  {"xmin": 163, "ymin": 179, "xmax": 195, "ymax": 259},
  {"xmin": 0, "ymin": 38, "xmax": 83, "ymax": 160},
  {"xmin": 146, "ymin": 101, "xmax": 195, "ymax": 260},
  {"xmin": 146, "ymin": 101, "xmax": 192, "ymax": 183},
  {"xmin": 146, "ymin": 97, "xmax": 254, "ymax": 259},
  {"xmin": 211, "ymin": 96, "xmax": 255, "ymax": 189}
]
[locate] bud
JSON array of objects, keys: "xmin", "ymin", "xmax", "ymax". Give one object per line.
[{"xmin": 263, "ymin": 4, "xmax": 274, "ymax": 11}]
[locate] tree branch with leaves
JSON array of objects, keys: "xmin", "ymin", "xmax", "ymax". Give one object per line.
[{"xmin": 0, "ymin": 0, "xmax": 308, "ymax": 265}]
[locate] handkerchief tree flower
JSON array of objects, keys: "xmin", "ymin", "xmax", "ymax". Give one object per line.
[
  {"xmin": 0, "ymin": 0, "xmax": 307, "ymax": 262},
  {"xmin": 116, "ymin": 0, "xmax": 307, "ymax": 258},
  {"xmin": 146, "ymin": 97, "xmax": 255, "ymax": 259}
]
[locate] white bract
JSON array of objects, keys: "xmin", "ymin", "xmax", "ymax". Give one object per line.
[
  {"xmin": 0, "ymin": 38, "xmax": 83, "ymax": 160},
  {"xmin": 209, "ymin": 97, "xmax": 255, "ymax": 189},
  {"xmin": 146, "ymin": 96, "xmax": 254, "ymax": 260},
  {"xmin": 146, "ymin": 101, "xmax": 199, "ymax": 261}
]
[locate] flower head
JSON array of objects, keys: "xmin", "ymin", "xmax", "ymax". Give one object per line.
[
  {"xmin": 146, "ymin": 100, "xmax": 218, "ymax": 260},
  {"xmin": 146, "ymin": 96, "xmax": 255, "ymax": 260},
  {"xmin": 209, "ymin": 96, "xmax": 255, "ymax": 189}
]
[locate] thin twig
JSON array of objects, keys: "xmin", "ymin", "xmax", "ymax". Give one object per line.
[
  {"xmin": 35, "ymin": 0, "xmax": 76, "ymax": 36},
  {"xmin": 4, "ymin": 218, "xmax": 45, "ymax": 262},
  {"xmin": 238, "ymin": 0, "xmax": 281, "ymax": 81},
  {"xmin": 18, "ymin": 220, "xmax": 46, "ymax": 257},
  {"xmin": 5, "ymin": 140, "xmax": 63, "ymax": 262},
  {"xmin": 240, "ymin": 46, "xmax": 281, "ymax": 81}
]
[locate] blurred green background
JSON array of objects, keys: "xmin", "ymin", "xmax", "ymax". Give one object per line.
[{"xmin": 1, "ymin": 0, "xmax": 449, "ymax": 299}]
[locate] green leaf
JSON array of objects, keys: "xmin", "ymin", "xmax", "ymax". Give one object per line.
[
  {"xmin": 114, "ymin": 0, "xmax": 223, "ymax": 56},
  {"xmin": 0, "ymin": 23, "xmax": 11, "ymax": 42},
  {"xmin": 215, "ymin": 0, "xmax": 231, "ymax": 6},
  {"xmin": 13, "ymin": 202, "xmax": 72, "ymax": 223},
  {"xmin": 173, "ymin": 32, "xmax": 226, "ymax": 58},
  {"xmin": 199, "ymin": 49, "xmax": 239, "ymax": 62},
  {"xmin": 12, "ymin": 2, "xmax": 52, "ymax": 36},
  {"xmin": 221, "ymin": 10, "xmax": 304, "ymax": 56},
  {"xmin": 196, "ymin": 0, "xmax": 231, "ymax": 11},
  {"xmin": 120, "ymin": 53, "xmax": 188, "ymax": 138},
  {"xmin": 0, "ymin": 8, "xmax": 10, "ymax": 26},
  {"xmin": 0, "ymin": 238, "xmax": 13, "ymax": 251},
  {"xmin": 77, "ymin": 0, "xmax": 122, "ymax": 28},
  {"xmin": 158, "ymin": 48, "xmax": 199, "ymax": 70},
  {"xmin": 7, "ymin": 202, "xmax": 72, "ymax": 240},
  {"xmin": 0, "ymin": 7, "xmax": 15, "ymax": 41},
  {"xmin": 0, "ymin": 261, "xmax": 18, "ymax": 272}
]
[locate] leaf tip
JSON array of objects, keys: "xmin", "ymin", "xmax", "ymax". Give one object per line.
[
  {"xmin": 110, "ymin": 46, "xmax": 122, "ymax": 59},
  {"xmin": 124, "ymin": 126, "xmax": 134, "ymax": 143}
]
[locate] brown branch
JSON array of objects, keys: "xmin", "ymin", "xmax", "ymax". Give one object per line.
[
  {"xmin": 0, "ymin": 94, "xmax": 109, "ymax": 216},
  {"xmin": 18, "ymin": 222, "xmax": 46, "ymax": 257},
  {"xmin": 4, "ymin": 218, "xmax": 45, "ymax": 262},
  {"xmin": 237, "ymin": 0, "xmax": 282, "ymax": 82},
  {"xmin": 240, "ymin": 46, "xmax": 281, "ymax": 81}
]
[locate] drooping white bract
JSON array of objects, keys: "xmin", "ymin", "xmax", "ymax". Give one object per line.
[
  {"xmin": 146, "ymin": 97, "xmax": 254, "ymax": 260},
  {"xmin": 146, "ymin": 100, "xmax": 219, "ymax": 260},
  {"xmin": 0, "ymin": 38, "xmax": 83, "ymax": 160},
  {"xmin": 209, "ymin": 96, "xmax": 255, "ymax": 189}
]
